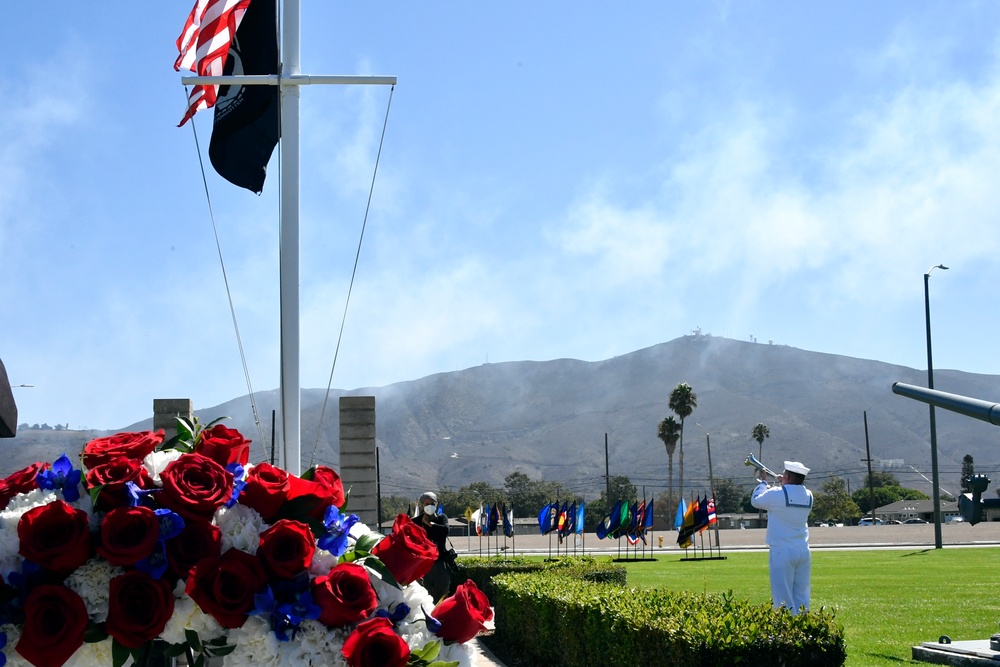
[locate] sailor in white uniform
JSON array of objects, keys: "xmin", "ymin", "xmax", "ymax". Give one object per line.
[{"xmin": 750, "ymin": 460, "xmax": 813, "ymax": 614}]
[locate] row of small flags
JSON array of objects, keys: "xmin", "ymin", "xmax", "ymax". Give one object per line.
[
  {"xmin": 595, "ymin": 498, "xmax": 654, "ymax": 543},
  {"xmin": 466, "ymin": 503, "xmax": 514, "ymax": 538},
  {"xmin": 675, "ymin": 494, "xmax": 717, "ymax": 548},
  {"xmin": 537, "ymin": 500, "xmax": 586, "ymax": 541}
]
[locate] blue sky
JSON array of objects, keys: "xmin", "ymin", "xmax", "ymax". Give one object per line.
[{"xmin": 4, "ymin": 2, "xmax": 1000, "ymax": 430}]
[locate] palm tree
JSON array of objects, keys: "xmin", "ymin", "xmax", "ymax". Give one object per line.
[
  {"xmin": 668, "ymin": 383, "xmax": 697, "ymax": 506},
  {"xmin": 752, "ymin": 422, "xmax": 770, "ymax": 459},
  {"xmin": 657, "ymin": 416, "xmax": 681, "ymax": 520}
]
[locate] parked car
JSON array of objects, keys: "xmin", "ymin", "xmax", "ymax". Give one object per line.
[
  {"xmin": 858, "ymin": 517, "xmax": 883, "ymax": 526},
  {"xmin": 904, "ymin": 518, "xmax": 928, "ymax": 524},
  {"xmin": 947, "ymin": 516, "xmax": 966, "ymax": 524},
  {"xmin": 884, "ymin": 519, "xmax": 904, "ymax": 525}
]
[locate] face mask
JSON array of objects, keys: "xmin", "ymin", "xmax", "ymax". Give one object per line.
[{"xmin": 423, "ymin": 504, "xmax": 437, "ymax": 516}]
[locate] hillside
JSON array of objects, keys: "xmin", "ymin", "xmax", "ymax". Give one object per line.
[{"xmin": 5, "ymin": 336, "xmax": 999, "ymax": 501}]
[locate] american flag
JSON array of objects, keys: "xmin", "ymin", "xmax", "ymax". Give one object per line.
[{"xmin": 175, "ymin": 0, "xmax": 252, "ymax": 126}]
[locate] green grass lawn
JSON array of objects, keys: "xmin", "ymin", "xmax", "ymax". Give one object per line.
[{"xmin": 621, "ymin": 547, "xmax": 1000, "ymax": 666}]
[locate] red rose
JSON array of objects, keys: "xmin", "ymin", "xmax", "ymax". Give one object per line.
[
  {"xmin": 312, "ymin": 562, "xmax": 378, "ymax": 627},
  {"xmin": 18, "ymin": 500, "xmax": 91, "ymax": 574},
  {"xmin": 186, "ymin": 548, "xmax": 267, "ymax": 628},
  {"xmin": 289, "ymin": 465, "xmax": 346, "ymax": 520},
  {"xmin": 166, "ymin": 518, "xmax": 222, "ymax": 581},
  {"xmin": 196, "ymin": 424, "xmax": 251, "ymax": 467},
  {"xmin": 239, "ymin": 462, "xmax": 292, "ymax": 521},
  {"xmin": 16, "ymin": 584, "xmax": 88, "ymax": 667},
  {"xmin": 85, "ymin": 457, "xmax": 146, "ymax": 511},
  {"xmin": 96, "ymin": 506, "xmax": 160, "ymax": 566},
  {"xmin": 107, "ymin": 571, "xmax": 175, "ymax": 648},
  {"xmin": 431, "ymin": 579, "xmax": 494, "ymax": 643},
  {"xmin": 370, "ymin": 514, "xmax": 437, "ymax": 586},
  {"xmin": 0, "ymin": 462, "xmax": 46, "ymax": 510},
  {"xmin": 257, "ymin": 519, "xmax": 315, "ymax": 580},
  {"xmin": 341, "ymin": 616, "xmax": 410, "ymax": 667},
  {"xmin": 158, "ymin": 453, "xmax": 233, "ymax": 521},
  {"xmin": 82, "ymin": 430, "xmax": 164, "ymax": 468}
]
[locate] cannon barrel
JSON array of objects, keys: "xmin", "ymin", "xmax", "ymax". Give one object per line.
[{"xmin": 891, "ymin": 382, "xmax": 1000, "ymax": 427}]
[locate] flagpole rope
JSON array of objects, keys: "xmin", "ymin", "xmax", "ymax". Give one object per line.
[
  {"xmin": 309, "ymin": 85, "xmax": 396, "ymax": 468},
  {"xmin": 183, "ymin": 86, "xmax": 268, "ymax": 459}
]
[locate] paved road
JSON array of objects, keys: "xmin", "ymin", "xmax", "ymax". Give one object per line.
[
  {"xmin": 455, "ymin": 520, "xmax": 1000, "ymax": 556},
  {"xmin": 463, "ymin": 521, "xmax": 1000, "ymax": 666}
]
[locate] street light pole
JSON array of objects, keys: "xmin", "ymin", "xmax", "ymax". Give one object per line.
[{"xmin": 924, "ymin": 264, "xmax": 948, "ymax": 550}]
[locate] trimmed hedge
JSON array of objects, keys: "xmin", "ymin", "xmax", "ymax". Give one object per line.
[
  {"xmin": 490, "ymin": 568, "xmax": 846, "ymax": 667},
  {"xmin": 456, "ymin": 556, "xmax": 625, "ymax": 601}
]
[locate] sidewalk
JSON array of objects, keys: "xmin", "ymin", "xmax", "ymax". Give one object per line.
[{"xmin": 472, "ymin": 611, "xmax": 505, "ymax": 667}]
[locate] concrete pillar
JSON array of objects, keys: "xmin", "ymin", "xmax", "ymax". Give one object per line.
[
  {"xmin": 153, "ymin": 399, "xmax": 193, "ymax": 442},
  {"xmin": 339, "ymin": 396, "xmax": 377, "ymax": 528}
]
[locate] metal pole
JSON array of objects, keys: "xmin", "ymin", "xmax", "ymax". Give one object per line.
[
  {"xmin": 376, "ymin": 446, "xmax": 382, "ymax": 532},
  {"xmin": 279, "ymin": 0, "xmax": 302, "ymax": 474},
  {"xmin": 706, "ymin": 432, "xmax": 721, "ymax": 551},
  {"xmin": 604, "ymin": 433, "xmax": 610, "ymax": 502},
  {"xmin": 863, "ymin": 411, "xmax": 876, "ymax": 523},
  {"xmin": 925, "ymin": 265, "xmax": 948, "ymax": 549}
]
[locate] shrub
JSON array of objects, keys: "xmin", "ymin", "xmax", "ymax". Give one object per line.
[{"xmin": 491, "ymin": 570, "xmax": 846, "ymax": 667}]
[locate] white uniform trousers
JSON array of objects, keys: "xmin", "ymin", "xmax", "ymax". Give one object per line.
[{"xmin": 768, "ymin": 541, "xmax": 810, "ymax": 614}]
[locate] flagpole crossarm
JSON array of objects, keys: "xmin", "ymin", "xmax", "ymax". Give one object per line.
[{"xmin": 180, "ymin": 74, "xmax": 397, "ymax": 86}]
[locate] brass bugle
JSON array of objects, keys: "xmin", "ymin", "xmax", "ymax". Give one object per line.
[{"xmin": 745, "ymin": 452, "xmax": 780, "ymax": 482}]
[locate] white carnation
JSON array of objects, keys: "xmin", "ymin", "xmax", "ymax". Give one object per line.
[
  {"xmin": 64, "ymin": 558, "xmax": 123, "ymax": 623},
  {"xmin": 215, "ymin": 503, "xmax": 266, "ymax": 554},
  {"xmin": 64, "ymin": 639, "xmax": 134, "ymax": 667},
  {"xmin": 2, "ymin": 488, "xmax": 57, "ymax": 516},
  {"xmin": 436, "ymin": 639, "xmax": 475, "ymax": 667},
  {"xmin": 0, "ymin": 623, "xmax": 28, "ymax": 667},
  {"xmin": 309, "ymin": 548, "xmax": 339, "ymax": 576},
  {"xmin": 225, "ymin": 616, "xmax": 282, "ymax": 666},
  {"xmin": 142, "ymin": 450, "xmax": 184, "ymax": 485},
  {"xmin": 160, "ymin": 582, "xmax": 224, "ymax": 646}
]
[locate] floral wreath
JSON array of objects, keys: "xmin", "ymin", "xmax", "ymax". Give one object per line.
[{"xmin": 0, "ymin": 419, "xmax": 492, "ymax": 667}]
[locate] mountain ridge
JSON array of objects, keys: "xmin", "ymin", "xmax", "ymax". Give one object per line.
[{"xmin": 7, "ymin": 336, "xmax": 999, "ymax": 501}]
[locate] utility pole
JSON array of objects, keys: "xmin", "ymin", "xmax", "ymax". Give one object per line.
[
  {"xmin": 861, "ymin": 411, "xmax": 876, "ymax": 523},
  {"xmin": 604, "ymin": 433, "xmax": 610, "ymax": 502}
]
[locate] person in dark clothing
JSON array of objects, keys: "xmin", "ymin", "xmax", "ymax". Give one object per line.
[{"xmin": 417, "ymin": 491, "xmax": 451, "ymax": 601}]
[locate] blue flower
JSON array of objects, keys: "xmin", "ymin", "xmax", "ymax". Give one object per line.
[
  {"xmin": 126, "ymin": 481, "xmax": 159, "ymax": 507},
  {"xmin": 225, "ymin": 463, "xmax": 247, "ymax": 508},
  {"xmin": 155, "ymin": 508, "xmax": 185, "ymax": 540},
  {"xmin": 422, "ymin": 606, "xmax": 442, "ymax": 634},
  {"xmin": 251, "ymin": 586, "xmax": 279, "ymax": 618},
  {"xmin": 251, "ymin": 587, "xmax": 319, "ymax": 642},
  {"xmin": 278, "ymin": 590, "xmax": 322, "ymax": 626},
  {"xmin": 135, "ymin": 542, "xmax": 169, "ymax": 580},
  {"xmin": 374, "ymin": 603, "xmax": 411, "ymax": 626},
  {"xmin": 34, "ymin": 454, "xmax": 82, "ymax": 503},
  {"xmin": 317, "ymin": 506, "xmax": 359, "ymax": 556}
]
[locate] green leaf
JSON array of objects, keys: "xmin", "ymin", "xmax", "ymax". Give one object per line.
[
  {"xmin": 185, "ymin": 629, "xmax": 203, "ymax": 653},
  {"xmin": 84, "ymin": 621, "xmax": 108, "ymax": 643},
  {"xmin": 111, "ymin": 640, "xmax": 130, "ymax": 667},
  {"xmin": 360, "ymin": 555, "xmax": 400, "ymax": 589},
  {"xmin": 354, "ymin": 533, "xmax": 381, "ymax": 554},
  {"xmin": 205, "ymin": 415, "xmax": 230, "ymax": 429},
  {"xmin": 163, "ymin": 643, "xmax": 188, "ymax": 657},
  {"xmin": 427, "ymin": 661, "xmax": 461, "ymax": 667},
  {"xmin": 208, "ymin": 643, "xmax": 237, "ymax": 657},
  {"xmin": 411, "ymin": 640, "xmax": 441, "ymax": 661},
  {"xmin": 88, "ymin": 483, "xmax": 105, "ymax": 507}
]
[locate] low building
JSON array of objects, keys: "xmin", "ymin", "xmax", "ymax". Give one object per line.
[{"xmin": 870, "ymin": 499, "xmax": 965, "ymax": 523}]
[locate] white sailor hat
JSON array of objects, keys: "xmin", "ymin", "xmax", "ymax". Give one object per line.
[{"xmin": 784, "ymin": 461, "xmax": 810, "ymax": 476}]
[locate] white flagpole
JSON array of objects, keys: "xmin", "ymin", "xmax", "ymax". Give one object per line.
[
  {"xmin": 279, "ymin": 0, "xmax": 302, "ymax": 474},
  {"xmin": 181, "ymin": 1, "xmax": 395, "ymax": 477}
]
